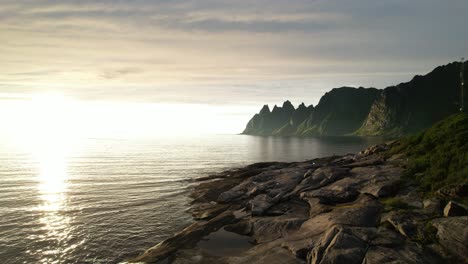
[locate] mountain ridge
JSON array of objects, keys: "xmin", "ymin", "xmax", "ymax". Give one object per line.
[{"xmin": 242, "ymin": 61, "xmax": 467, "ymax": 137}]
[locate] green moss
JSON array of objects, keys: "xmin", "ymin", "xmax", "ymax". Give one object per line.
[{"xmin": 389, "ymin": 113, "xmax": 468, "ymax": 194}]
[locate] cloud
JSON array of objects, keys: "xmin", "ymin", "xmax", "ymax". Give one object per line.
[
  {"xmin": 99, "ymin": 68, "xmax": 144, "ymax": 80},
  {"xmin": 0, "ymin": 0, "xmax": 467, "ymax": 106}
]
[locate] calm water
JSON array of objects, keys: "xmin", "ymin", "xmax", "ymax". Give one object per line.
[{"xmin": 0, "ymin": 135, "xmax": 384, "ymax": 263}]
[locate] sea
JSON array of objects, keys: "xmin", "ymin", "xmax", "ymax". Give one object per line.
[{"xmin": 0, "ymin": 135, "xmax": 384, "ymax": 263}]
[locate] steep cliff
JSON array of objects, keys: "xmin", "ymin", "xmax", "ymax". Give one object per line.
[
  {"xmin": 296, "ymin": 87, "xmax": 380, "ymax": 136},
  {"xmin": 242, "ymin": 101, "xmax": 310, "ymax": 136},
  {"xmin": 357, "ymin": 61, "xmax": 467, "ymax": 136},
  {"xmin": 272, "ymin": 102, "xmax": 314, "ymax": 136}
]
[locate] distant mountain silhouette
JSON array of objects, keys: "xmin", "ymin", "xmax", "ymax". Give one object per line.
[{"xmin": 242, "ymin": 61, "xmax": 467, "ymax": 137}]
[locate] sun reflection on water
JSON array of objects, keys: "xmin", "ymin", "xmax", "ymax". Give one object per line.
[{"xmin": 12, "ymin": 94, "xmax": 80, "ymax": 262}]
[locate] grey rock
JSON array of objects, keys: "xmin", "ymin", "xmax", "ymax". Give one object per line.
[
  {"xmin": 249, "ymin": 194, "xmax": 274, "ymax": 216},
  {"xmin": 294, "ymin": 167, "xmax": 350, "ymax": 194},
  {"xmin": 251, "ymin": 216, "xmax": 306, "ymax": 243},
  {"xmin": 308, "ymin": 225, "xmax": 375, "ymax": 264},
  {"xmin": 381, "ymin": 211, "xmax": 417, "ymax": 238},
  {"xmin": 432, "ymin": 216, "xmax": 468, "ymax": 261}
]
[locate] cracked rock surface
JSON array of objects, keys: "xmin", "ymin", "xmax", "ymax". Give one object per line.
[{"xmin": 130, "ymin": 143, "xmax": 467, "ymax": 264}]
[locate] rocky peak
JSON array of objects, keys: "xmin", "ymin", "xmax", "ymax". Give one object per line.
[
  {"xmin": 282, "ymin": 100, "xmax": 295, "ymax": 111},
  {"xmin": 271, "ymin": 105, "xmax": 280, "ymax": 113},
  {"xmin": 259, "ymin": 104, "xmax": 270, "ymax": 115}
]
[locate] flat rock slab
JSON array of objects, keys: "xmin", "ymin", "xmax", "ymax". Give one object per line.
[{"xmin": 432, "ymin": 216, "xmax": 468, "ymax": 261}]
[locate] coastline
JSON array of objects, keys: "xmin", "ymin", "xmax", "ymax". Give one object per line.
[{"xmin": 129, "ymin": 141, "xmax": 467, "ymax": 264}]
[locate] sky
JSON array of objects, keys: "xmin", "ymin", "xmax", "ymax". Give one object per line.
[{"xmin": 1, "ymin": 0, "xmax": 468, "ymax": 136}]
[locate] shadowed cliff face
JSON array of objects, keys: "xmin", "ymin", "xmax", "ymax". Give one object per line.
[
  {"xmin": 357, "ymin": 61, "xmax": 468, "ymax": 136},
  {"xmin": 296, "ymin": 87, "xmax": 380, "ymax": 136},
  {"xmin": 243, "ymin": 61, "xmax": 467, "ymax": 137}
]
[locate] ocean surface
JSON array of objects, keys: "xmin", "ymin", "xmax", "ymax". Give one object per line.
[{"xmin": 0, "ymin": 135, "xmax": 384, "ymax": 263}]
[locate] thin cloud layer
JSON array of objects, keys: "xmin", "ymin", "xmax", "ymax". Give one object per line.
[{"xmin": 1, "ymin": 0, "xmax": 467, "ymax": 106}]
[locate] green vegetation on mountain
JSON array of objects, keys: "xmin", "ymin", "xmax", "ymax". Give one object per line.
[{"xmin": 389, "ymin": 113, "xmax": 468, "ymax": 194}]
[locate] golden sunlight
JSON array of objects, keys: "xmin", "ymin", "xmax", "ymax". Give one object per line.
[{"xmin": 0, "ymin": 93, "xmax": 252, "ymax": 142}]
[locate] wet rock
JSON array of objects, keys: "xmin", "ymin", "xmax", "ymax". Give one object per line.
[
  {"xmin": 129, "ymin": 211, "xmax": 238, "ymax": 263},
  {"xmin": 432, "ymin": 216, "xmax": 468, "ymax": 261},
  {"xmin": 224, "ymin": 220, "xmax": 252, "ymax": 236},
  {"xmin": 443, "ymin": 201, "xmax": 467, "ymax": 217}
]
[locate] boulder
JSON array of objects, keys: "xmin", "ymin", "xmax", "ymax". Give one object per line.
[{"xmin": 443, "ymin": 201, "xmax": 467, "ymax": 217}]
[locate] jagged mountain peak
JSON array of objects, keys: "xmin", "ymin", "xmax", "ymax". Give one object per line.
[
  {"xmin": 259, "ymin": 104, "xmax": 270, "ymax": 115},
  {"xmin": 282, "ymin": 100, "xmax": 294, "ymax": 110}
]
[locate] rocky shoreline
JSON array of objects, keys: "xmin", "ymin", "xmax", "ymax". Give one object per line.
[{"xmin": 130, "ymin": 142, "xmax": 467, "ymax": 264}]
